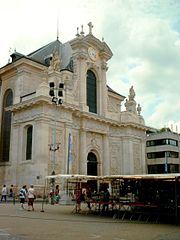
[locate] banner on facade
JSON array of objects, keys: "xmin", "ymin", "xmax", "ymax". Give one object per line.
[{"xmin": 67, "ymin": 133, "xmax": 73, "ymax": 174}]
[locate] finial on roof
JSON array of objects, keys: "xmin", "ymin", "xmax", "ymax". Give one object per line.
[
  {"xmin": 102, "ymin": 37, "xmax": 104, "ymax": 42},
  {"xmin": 76, "ymin": 27, "xmax": 80, "ymax": 37},
  {"xmin": 88, "ymin": 22, "xmax": 93, "ymax": 34},
  {"xmin": 80, "ymin": 25, "xmax": 84, "ymax": 36}
]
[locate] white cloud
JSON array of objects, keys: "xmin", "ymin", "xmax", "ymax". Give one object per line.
[{"xmin": 1, "ymin": 0, "xmax": 180, "ymax": 130}]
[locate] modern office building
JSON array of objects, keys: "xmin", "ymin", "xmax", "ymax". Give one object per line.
[
  {"xmin": 0, "ymin": 23, "xmax": 146, "ymax": 188},
  {"xmin": 146, "ymin": 129, "xmax": 180, "ymax": 174}
]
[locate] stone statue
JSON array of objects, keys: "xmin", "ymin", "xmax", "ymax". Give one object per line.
[
  {"xmin": 129, "ymin": 86, "xmax": 135, "ymax": 101},
  {"xmin": 49, "ymin": 51, "xmax": 61, "ymax": 72},
  {"xmin": 137, "ymin": 104, "xmax": 142, "ymax": 115},
  {"xmin": 125, "ymin": 86, "xmax": 137, "ymax": 113}
]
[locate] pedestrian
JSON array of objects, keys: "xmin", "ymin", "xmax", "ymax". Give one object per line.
[
  {"xmin": 9, "ymin": 185, "xmax": 13, "ymax": 198},
  {"xmin": 86, "ymin": 186, "xmax": 92, "ymax": 210},
  {"xmin": 9, "ymin": 184, "xmax": 16, "ymax": 204},
  {"xmin": 102, "ymin": 187, "xmax": 110, "ymax": 214},
  {"xmin": 55, "ymin": 185, "xmax": 60, "ymax": 204},
  {"xmin": 19, "ymin": 185, "xmax": 27, "ymax": 209},
  {"xmin": 27, "ymin": 185, "xmax": 36, "ymax": 211},
  {"xmin": 1, "ymin": 185, "xmax": 7, "ymax": 202}
]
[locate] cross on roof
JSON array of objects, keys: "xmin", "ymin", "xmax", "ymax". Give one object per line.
[{"xmin": 88, "ymin": 22, "xmax": 93, "ymax": 34}]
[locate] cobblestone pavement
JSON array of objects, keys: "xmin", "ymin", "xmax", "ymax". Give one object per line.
[{"xmin": 0, "ymin": 202, "xmax": 180, "ymax": 240}]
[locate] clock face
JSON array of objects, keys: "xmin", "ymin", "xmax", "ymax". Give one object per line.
[{"xmin": 88, "ymin": 47, "xmax": 98, "ymax": 61}]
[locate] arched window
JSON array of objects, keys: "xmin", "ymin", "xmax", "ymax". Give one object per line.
[
  {"xmin": 26, "ymin": 125, "xmax": 33, "ymax": 160},
  {"xmin": 0, "ymin": 89, "xmax": 13, "ymax": 162},
  {"xmin": 86, "ymin": 70, "xmax": 97, "ymax": 113}
]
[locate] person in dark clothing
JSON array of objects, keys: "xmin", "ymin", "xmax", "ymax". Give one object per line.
[{"xmin": 102, "ymin": 188, "xmax": 110, "ymax": 213}]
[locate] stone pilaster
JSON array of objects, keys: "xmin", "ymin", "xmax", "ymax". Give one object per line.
[
  {"xmin": 76, "ymin": 54, "xmax": 89, "ymax": 111},
  {"xmin": 79, "ymin": 130, "xmax": 87, "ymax": 174},
  {"xmin": 103, "ymin": 134, "xmax": 109, "ymax": 175}
]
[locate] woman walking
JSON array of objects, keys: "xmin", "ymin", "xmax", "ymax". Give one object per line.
[{"xmin": 27, "ymin": 185, "xmax": 35, "ymax": 211}]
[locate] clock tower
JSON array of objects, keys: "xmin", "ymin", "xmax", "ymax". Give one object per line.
[{"xmin": 69, "ymin": 23, "xmax": 113, "ymax": 116}]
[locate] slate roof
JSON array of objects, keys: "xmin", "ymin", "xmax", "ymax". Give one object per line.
[
  {"xmin": 28, "ymin": 39, "xmax": 73, "ymax": 71},
  {"xmin": 28, "ymin": 39, "xmax": 62, "ymax": 66},
  {"xmin": 10, "ymin": 39, "xmax": 73, "ymax": 72},
  {"xmin": 107, "ymin": 85, "xmax": 125, "ymax": 99},
  {"xmin": 8, "ymin": 39, "xmax": 122, "ymax": 98}
]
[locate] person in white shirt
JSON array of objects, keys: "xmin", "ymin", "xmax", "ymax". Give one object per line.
[
  {"xmin": 27, "ymin": 185, "xmax": 35, "ymax": 211},
  {"xmin": 19, "ymin": 185, "xmax": 27, "ymax": 209},
  {"xmin": 1, "ymin": 185, "xmax": 7, "ymax": 202}
]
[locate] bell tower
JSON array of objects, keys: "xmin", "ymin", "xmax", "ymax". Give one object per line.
[{"xmin": 69, "ymin": 23, "xmax": 113, "ymax": 116}]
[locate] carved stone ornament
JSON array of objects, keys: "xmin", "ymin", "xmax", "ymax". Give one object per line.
[
  {"xmin": 125, "ymin": 86, "xmax": 137, "ymax": 114},
  {"xmin": 48, "ymin": 51, "xmax": 61, "ymax": 72},
  {"xmin": 129, "ymin": 86, "xmax": 135, "ymax": 101}
]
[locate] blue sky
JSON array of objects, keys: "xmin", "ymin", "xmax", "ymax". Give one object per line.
[{"xmin": 1, "ymin": 0, "xmax": 180, "ymax": 131}]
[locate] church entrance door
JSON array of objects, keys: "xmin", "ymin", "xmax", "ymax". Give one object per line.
[{"xmin": 87, "ymin": 152, "xmax": 98, "ymax": 191}]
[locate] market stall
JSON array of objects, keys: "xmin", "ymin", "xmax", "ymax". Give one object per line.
[{"xmin": 44, "ymin": 173, "xmax": 180, "ymax": 224}]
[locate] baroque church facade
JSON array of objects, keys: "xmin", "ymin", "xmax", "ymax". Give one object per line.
[{"xmin": 0, "ymin": 23, "xmax": 147, "ymax": 187}]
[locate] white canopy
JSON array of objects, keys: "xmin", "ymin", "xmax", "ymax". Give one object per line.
[{"xmin": 45, "ymin": 173, "xmax": 180, "ymax": 181}]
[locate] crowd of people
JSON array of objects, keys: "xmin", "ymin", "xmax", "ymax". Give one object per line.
[
  {"xmin": 1, "ymin": 184, "xmax": 36, "ymax": 211},
  {"xmin": 75, "ymin": 185, "xmax": 110, "ymax": 214},
  {"xmin": 1, "ymin": 183, "xmax": 111, "ymax": 214}
]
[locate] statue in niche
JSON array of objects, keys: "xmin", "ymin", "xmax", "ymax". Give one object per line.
[{"xmin": 48, "ymin": 51, "xmax": 61, "ymax": 72}]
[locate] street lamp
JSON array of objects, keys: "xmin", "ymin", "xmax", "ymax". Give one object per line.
[{"xmin": 48, "ymin": 81, "xmax": 64, "ymax": 204}]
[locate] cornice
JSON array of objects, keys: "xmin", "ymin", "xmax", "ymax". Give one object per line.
[
  {"xmin": 6, "ymin": 96, "xmax": 147, "ymax": 131},
  {"xmin": 6, "ymin": 96, "xmax": 51, "ymax": 112},
  {"xmin": 69, "ymin": 34, "xmax": 113, "ymax": 61},
  {"xmin": 0, "ymin": 58, "xmax": 46, "ymax": 78}
]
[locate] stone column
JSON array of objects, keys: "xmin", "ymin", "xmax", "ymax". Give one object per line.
[
  {"xmin": 122, "ymin": 136, "xmax": 134, "ymax": 174},
  {"xmin": 34, "ymin": 119, "xmax": 49, "ymax": 182},
  {"xmin": 77, "ymin": 54, "xmax": 88, "ymax": 111},
  {"xmin": 79, "ymin": 129, "xmax": 86, "ymax": 174},
  {"xmin": 101, "ymin": 61, "xmax": 108, "ymax": 117},
  {"xmin": 103, "ymin": 134, "xmax": 110, "ymax": 175},
  {"xmin": 8, "ymin": 124, "xmax": 20, "ymax": 185}
]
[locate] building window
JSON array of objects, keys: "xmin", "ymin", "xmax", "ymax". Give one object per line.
[
  {"xmin": 148, "ymin": 164, "xmax": 179, "ymax": 174},
  {"xmin": 146, "ymin": 138, "xmax": 178, "ymax": 147},
  {"xmin": 86, "ymin": 70, "xmax": 97, "ymax": 113},
  {"xmin": 147, "ymin": 151, "xmax": 179, "ymax": 159},
  {"xmin": 26, "ymin": 126, "xmax": 33, "ymax": 160},
  {"xmin": 0, "ymin": 89, "xmax": 13, "ymax": 162}
]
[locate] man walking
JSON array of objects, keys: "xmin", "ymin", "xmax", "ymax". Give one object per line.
[
  {"xmin": 1, "ymin": 185, "xmax": 7, "ymax": 202},
  {"xmin": 19, "ymin": 185, "xmax": 27, "ymax": 209}
]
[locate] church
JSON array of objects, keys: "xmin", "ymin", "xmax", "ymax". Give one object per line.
[{"xmin": 0, "ymin": 23, "xmax": 147, "ymax": 188}]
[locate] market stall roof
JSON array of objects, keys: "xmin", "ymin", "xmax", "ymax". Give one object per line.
[
  {"xmin": 46, "ymin": 173, "xmax": 180, "ymax": 181},
  {"xmin": 103, "ymin": 173, "xmax": 180, "ymax": 181},
  {"xmin": 45, "ymin": 174, "xmax": 104, "ymax": 180}
]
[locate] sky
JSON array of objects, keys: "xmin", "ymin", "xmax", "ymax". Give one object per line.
[{"xmin": 1, "ymin": 0, "xmax": 180, "ymax": 131}]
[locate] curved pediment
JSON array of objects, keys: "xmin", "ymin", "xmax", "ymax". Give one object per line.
[{"xmin": 69, "ymin": 33, "xmax": 113, "ymax": 61}]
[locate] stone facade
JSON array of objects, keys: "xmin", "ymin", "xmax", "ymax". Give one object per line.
[{"xmin": 0, "ymin": 24, "xmax": 147, "ymax": 188}]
